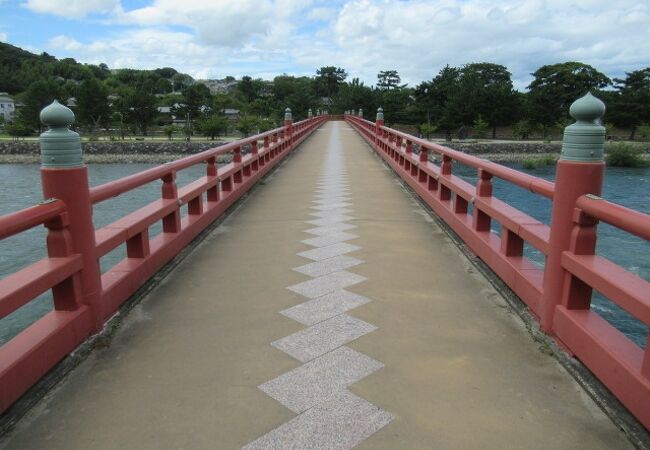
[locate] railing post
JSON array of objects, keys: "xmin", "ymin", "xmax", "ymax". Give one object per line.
[
  {"xmin": 375, "ymin": 107, "xmax": 384, "ymax": 149},
  {"xmin": 161, "ymin": 172, "xmax": 181, "ymax": 232},
  {"xmin": 541, "ymin": 93, "xmax": 606, "ymax": 332},
  {"xmin": 39, "ymin": 101, "xmax": 103, "ymax": 330},
  {"xmin": 284, "ymin": 107, "xmax": 293, "ymax": 149},
  {"xmin": 206, "ymin": 156, "xmax": 219, "ymax": 202}
]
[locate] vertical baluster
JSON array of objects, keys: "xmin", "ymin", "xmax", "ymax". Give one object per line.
[
  {"xmin": 206, "ymin": 156, "xmax": 219, "ymax": 202},
  {"xmin": 560, "ymin": 209, "xmax": 598, "ymax": 310},
  {"xmin": 403, "ymin": 138, "xmax": 411, "ymax": 171},
  {"xmin": 641, "ymin": 334, "xmax": 650, "ymax": 380},
  {"xmin": 419, "ymin": 147, "xmax": 429, "ymax": 182},
  {"xmin": 438, "ymin": 155, "xmax": 452, "ymax": 201},
  {"xmin": 233, "ymin": 146, "xmax": 242, "ymax": 183},
  {"xmin": 270, "ymin": 133, "xmax": 277, "ymax": 160},
  {"xmin": 262, "ymin": 136, "xmax": 269, "ymax": 166},
  {"xmin": 251, "ymin": 140, "xmax": 259, "ymax": 172},
  {"xmin": 45, "ymin": 211, "xmax": 84, "ymax": 311},
  {"xmin": 162, "ymin": 172, "xmax": 181, "ymax": 233},
  {"xmin": 472, "ymin": 168, "xmax": 493, "ymax": 231}
]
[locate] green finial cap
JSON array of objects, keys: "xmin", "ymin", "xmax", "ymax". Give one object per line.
[
  {"xmin": 377, "ymin": 107, "xmax": 384, "ymax": 121},
  {"xmin": 560, "ymin": 92, "xmax": 606, "ymax": 162},
  {"xmin": 39, "ymin": 100, "xmax": 83, "ymax": 168},
  {"xmin": 284, "ymin": 107, "xmax": 292, "ymax": 121}
]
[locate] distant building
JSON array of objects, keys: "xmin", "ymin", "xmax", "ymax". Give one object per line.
[
  {"xmin": 66, "ymin": 97, "xmax": 77, "ymax": 108},
  {"xmin": 223, "ymin": 108, "xmax": 240, "ymax": 120},
  {"xmin": 0, "ymin": 92, "xmax": 16, "ymax": 123}
]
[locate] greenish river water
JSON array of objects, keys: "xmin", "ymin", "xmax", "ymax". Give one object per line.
[{"xmin": 0, "ymin": 163, "xmax": 648, "ymax": 348}]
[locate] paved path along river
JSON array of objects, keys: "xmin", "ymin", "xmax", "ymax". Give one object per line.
[{"xmin": 1, "ymin": 122, "xmax": 632, "ymax": 449}]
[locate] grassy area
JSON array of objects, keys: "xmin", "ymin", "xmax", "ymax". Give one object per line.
[
  {"xmin": 605, "ymin": 143, "xmax": 648, "ymax": 167},
  {"xmin": 522, "ymin": 154, "xmax": 558, "ymax": 169},
  {"xmin": 0, "ymin": 134, "xmax": 242, "ymax": 143}
]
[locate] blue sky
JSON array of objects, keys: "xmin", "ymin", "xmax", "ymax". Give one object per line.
[{"xmin": 0, "ymin": 0, "xmax": 648, "ymax": 89}]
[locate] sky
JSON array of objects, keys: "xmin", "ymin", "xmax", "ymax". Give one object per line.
[{"xmin": 0, "ymin": 0, "xmax": 648, "ymax": 89}]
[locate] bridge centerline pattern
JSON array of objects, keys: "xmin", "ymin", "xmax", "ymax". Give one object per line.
[{"xmin": 0, "ymin": 99, "xmax": 647, "ymax": 448}]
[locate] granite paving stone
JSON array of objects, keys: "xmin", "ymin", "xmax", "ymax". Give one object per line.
[
  {"xmin": 281, "ymin": 290, "xmax": 372, "ymax": 326},
  {"xmin": 242, "ymin": 390, "xmax": 393, "ymax": 450},
  {"xmin": 300, "ymin": 232, "xmax": 358, "ymax": 248},
  {"xmin": 303, "ymin": 224, "xmax": 358, "ymax": 236},
  {"xmin": 292, "ymin": 255, "xmax": 363, "ymax": 278},
  {"xmin": 271, "ymin": 314, "xmax": 377, "ymax": 362},
  {"xmin": 287, "ymin": 270, "xmax": 366, "ymax": 299},
  {"xmin": 258, "ymin": 346, "xmax": 383, "ymax": 413},
  {"xmin": 306, "ymin": 216, "xmax": 355, "ymax": 227},
  {"xmin": 296, "ymin": 242, "xmax": 361, "ymax": 261}
]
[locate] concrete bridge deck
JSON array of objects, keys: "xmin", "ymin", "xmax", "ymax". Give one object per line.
[{"xmin": 1, "ymin": 122, "xmax": 632, "ymax": 449}]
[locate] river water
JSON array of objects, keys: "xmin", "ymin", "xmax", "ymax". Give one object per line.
[{"xmin": 0, "ymin": 162, "xmax": 648, "ymax": 348}]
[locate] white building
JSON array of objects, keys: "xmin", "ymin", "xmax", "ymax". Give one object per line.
[{"xmin": 0, "ymin": 92, "xmax": 16, "ymax": 123}]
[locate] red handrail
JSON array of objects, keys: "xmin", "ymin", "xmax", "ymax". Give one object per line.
[
  {"xmin": 345, "ymin": 114, "xmax": 650, "ymax": 429},
  {"xmin": 0, "ymin": 115, "xmax": 328, "ymax": 413},
  {"xmin": 576, "ymin": 195, "xmax": 650, "ymax": 241},
  {"xmin": 0, "ymin": 199, "xmax": 66, "ymax": 240}
]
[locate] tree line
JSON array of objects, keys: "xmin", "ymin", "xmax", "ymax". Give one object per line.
[{"xmin": 1, "ymin": 42, "xmax": 648, "ymax": 140}]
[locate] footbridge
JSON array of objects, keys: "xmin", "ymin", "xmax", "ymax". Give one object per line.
[{"xmin": 0, "ymin": 97, "xmax": 648, "ymax": 449}]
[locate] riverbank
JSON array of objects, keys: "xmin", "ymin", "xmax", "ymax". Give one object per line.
[{"xmin": 0, "ymin": 139, "xmax": 648, "ymax": 164}]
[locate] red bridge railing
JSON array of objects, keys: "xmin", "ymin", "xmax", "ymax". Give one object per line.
[
  {"xmin": 345, "ymin": 103, "xmax": 649, "ymax": 429},
  {"xmin": 0, "ymin": 105, "xmax": 327, "ymax": 414}
]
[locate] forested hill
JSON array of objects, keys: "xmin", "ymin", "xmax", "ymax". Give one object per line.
[
  {"xmin": 1, "ymin": 41, "xmax": 648, "ymax": 141},
  {"xmin": 0, "ymin": 41, "xmax": 193, "ymax": 96}
]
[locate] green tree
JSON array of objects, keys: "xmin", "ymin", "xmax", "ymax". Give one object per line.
[
  {"xmin": 116, "ymin": 86, "xmax": 157, "ymax": 135},
  {"xmin": 415, "ymin": 66, "xmax": 462, "ymax": 140},
  {"xmin": 16, "ymin": 79, "xmax": 64, "ymax": 131},
  {"xmin": 76, "ymin": 78, "xmax": 110, "ymax": 131},
  {"xmin": 460, "ymin": 63, "xmax": 520, "ymax": 138},
  {"xmin": 527, "ymin": 62, "xmax": 610, "ymax": 137},
  {"xmin": 377, "ymin": 70, "xmax": 402, "ymax": 90},
  {"xmin": 163, "ymin": 124, "xmax": 180, "ymax": 140},
  {"xmin": 332, "ymin": 78, "xmax": 377, "ymax": 116},
  {"xmin": 235, "ymin": 115, "xmax": 258, "ymax": 137},
  {"xmin": 606, "ymin": 68, "xmax": 650, "ymax": 139},
  {"xmin": 5, "ymin": 122, "xmax": 33, "ymax": 139},
  {"xmin": 316, "ymin": 66, "xmax": 347, "ymax": 100},
  {"xmin": 172, "ymin": 83, "xmax": 212, "ymax": 121},
  {"xmin": 197, "ymin": 114, "xmax": 228, "ymax": 140}
]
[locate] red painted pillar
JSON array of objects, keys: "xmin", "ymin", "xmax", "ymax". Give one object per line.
[
  {"xmin": 541, "ymin": 93, "xmax": 606, "ymax": 332},
  {"xmin": 39, "ymin": 101, "xmax": 104, "ymax": 331}
]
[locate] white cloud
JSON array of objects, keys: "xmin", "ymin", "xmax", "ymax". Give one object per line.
[
  {"xmin": 35, "ymin": 0, "xmax": 650, "ymax": 90},
  {"xmin": 23, "ymin": 0, "xmax": 121, "ymax": 18},
  {"xmin": 114, "ymin": 0, "xmax": 313, "ymax": 47},
  {"xmin": 0, "ymin": 31, "xmax": 7, "ymax": 42},
  {"xmin": 322, "ymin": 0, "xmax": 650, "ymax": 88}
]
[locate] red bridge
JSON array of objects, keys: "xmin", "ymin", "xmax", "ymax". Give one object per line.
[{"xmin": 0, "ymin": 97, "xmax": 648, "ymax": 449}]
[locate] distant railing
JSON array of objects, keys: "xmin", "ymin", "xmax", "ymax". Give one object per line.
[
  {"xmin": 345, "ymin": 100, "xmax": 649, "ymax": 429},
  {"xmin": 0, "ymin": 103, "xmax": 327, "ymax": 414}
]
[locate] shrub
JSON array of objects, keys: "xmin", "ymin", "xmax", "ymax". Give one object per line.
[
  {"xmin": 512, "ymin": 120, "xmax": 535, "ymax": 140},
  {"xmin": 637, "ymin": 124, "xmax": 650, "ymax": 141},
  {"xmin": 522, "ymin": 159, "xmax": 537, "ymax": 169},
  {"xmin": 605, "ymin": 143, "xmax": 647, "ymax": 167},
  {"xmin": 417, "ymin": 123, "xmax": 436, "ymax": 139},
  {"xmin": 472, "ymin": 116, "xmax": 489, "ymax": 139},
  {"xmin": 522, "ymin": 154, "xmax": 557, "ymax": 170}
]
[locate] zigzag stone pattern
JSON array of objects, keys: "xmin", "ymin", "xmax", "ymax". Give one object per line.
[{"xmin": 244, "ymin": 122, "xmax": 392, "ymax": 449}]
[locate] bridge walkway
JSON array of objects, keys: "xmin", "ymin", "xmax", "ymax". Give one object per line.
[{"xmin": 1, "ymin": 121, "xmax": 631, "ymax": 449}]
